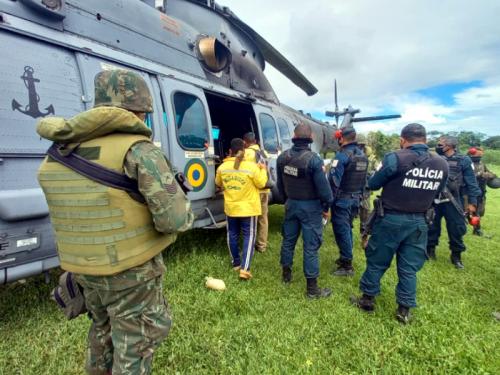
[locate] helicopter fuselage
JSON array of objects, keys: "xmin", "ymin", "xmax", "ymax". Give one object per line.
[{"xmin": 0, "ymin": 0, "xmax": 337, "ymax": 283}]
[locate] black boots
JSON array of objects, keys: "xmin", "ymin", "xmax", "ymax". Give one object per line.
[
  {"xmin": 306, "ymin": 278, "xmax": 332, "ymax": 299},
  {"xmin": 282, "ymin": 266, "xmax": 292, "ymax": 284},
  {"xmin": 350, "ymin": 293, "xmax": 375, "ymax": 312},
  {"xmin": 332, "ymin": 258, "xmax": 354, "ymax": 276},
  {"xmin": 451, "ymin": 252, "xmax": 464, "ymax": 269},
  {"xmin": 427, "ymin": 246, "xmax": 436, "ymax": 260},
  {"xmin": 473, "ymin": 226, "xmax": 483, "ymax": 236},
  {"xmin": 396, "ymin": 305, "xmax": 411, "ymax": 324}
]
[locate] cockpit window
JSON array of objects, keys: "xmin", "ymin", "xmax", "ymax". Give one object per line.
[
  {"xmin": 259, "ymin": 113, "xmax": 279, "ymax": 153},
  {"xmin": 173, "ymin": 92, "xmax": 209, "ymax": 150}
]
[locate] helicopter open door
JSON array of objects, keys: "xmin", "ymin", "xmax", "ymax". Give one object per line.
[
  {"xmin": 253, "ymin": 104, "xmax": 285, "ymax": 203},
  {"xmin": 157, "ymin": 77, "xmax": 215, "ymax": 202}
]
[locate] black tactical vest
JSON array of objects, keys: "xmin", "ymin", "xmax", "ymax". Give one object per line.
[
  {"xmin": 446, "ymin": 154, "xmax": 464, "ymax": 196},
  {"xmin": 338, "ymin": 147, "xmax": 368, "ymax": 194},
  {"xmin": 282, "ymin": 149, "xmax": 318, "ymax": 200},
  {"xmin": 381, "ymin": 149, "xmax": 448, "ymax": 213}
]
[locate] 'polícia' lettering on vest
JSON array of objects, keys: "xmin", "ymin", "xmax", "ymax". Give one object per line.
[
  {"xmin": 405, "ymin": 167, "xmax": 444, "ymax": 180},
  {"xmin": 284, "ymin": 165, "xmax": 299, "ymax": 177}
]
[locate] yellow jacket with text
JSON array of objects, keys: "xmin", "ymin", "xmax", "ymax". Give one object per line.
[{"xmin": 215, "ymin": 157, "xmax": 267, "ymax": 217}]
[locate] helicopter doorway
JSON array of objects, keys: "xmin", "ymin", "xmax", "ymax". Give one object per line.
[{"xmin": 204, "ymin": 92, "xmax": 257, "ymax": 163}]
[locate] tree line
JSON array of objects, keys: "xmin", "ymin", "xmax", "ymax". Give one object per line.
[{"xmin": 365, "ymin": 130, "xmax": 500, "ymax": 160}]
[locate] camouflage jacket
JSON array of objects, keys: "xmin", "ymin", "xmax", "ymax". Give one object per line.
[
  {"xmin": 124, "ymin": 141, "xmax": 194, "ymax": 233},
  {"xmin": 470, "ymin": 156, "xmax": 495, "ymax": 192}
]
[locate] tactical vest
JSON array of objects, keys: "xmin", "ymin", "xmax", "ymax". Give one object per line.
[
  {"xmin": 338, "ymin": 147, "xmax": 368, "ymax": 194},
  {"xmin": 381, "ymin": 149, "xmax": 448, "ymax": 213},
  {"xmin": 38, "ymin": 133, "xmax": 176, "ymax": 276},
  {"xmin": 446, "ymin": 154, "xmax": 464, "ymax": 196},
  {"xmin": 282, "ymin": 149, "xmax": 318, "ymax": 200}
]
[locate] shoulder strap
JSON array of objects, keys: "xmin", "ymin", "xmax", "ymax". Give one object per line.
[
  {"xmin": 47, "ymin": 143, "xmax": 144, "ymax": 201},
  {"xmin": 393, "ymin": 151, "xmax": 431, "ymax": 179}
]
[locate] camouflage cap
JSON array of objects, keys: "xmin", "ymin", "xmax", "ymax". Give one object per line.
[{"xmin": 94, "ymin": 69, "xmax": 153, "ymax": 113}]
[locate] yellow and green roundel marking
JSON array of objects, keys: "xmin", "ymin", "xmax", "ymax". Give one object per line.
[{"xmin": 184, "ymin": 159, "xmax": 207, "ymax": 192}]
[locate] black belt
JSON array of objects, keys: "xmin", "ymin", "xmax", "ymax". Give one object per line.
[
  {"xmin": 384, "ymin": 208, "xmax": 424, "ymax": 216},
  {"xmin": 336, "ymin": 192, "xmax": 362, "ymax": 199}
]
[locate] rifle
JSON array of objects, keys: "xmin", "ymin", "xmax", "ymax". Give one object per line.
[
  {"xmin": 435, "ymin": 188, "xmax": 466, "ymax": 220},
  {"xmin": 434, "ymin": 187, "xmax": 480, "ymax": 229},
  {"xmin": 361, "ymin": 196, "xmax": 383, "ymax": 249}
]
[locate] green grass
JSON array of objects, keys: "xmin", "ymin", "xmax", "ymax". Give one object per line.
[
  {"xmin": 1, "ymin": 169, "xmax": 500, "ymax": 374},
  {"xmin": 482, "ymin": 149, "xmax": 500, "ymax": 166}
]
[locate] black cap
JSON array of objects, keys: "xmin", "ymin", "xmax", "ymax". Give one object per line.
[
  {"xmin": 401, "ymin": 123, "xmax": 426, "ymax": 140},
  {"xmin": 341, "ymin": 126, "xmax": 356, "ymax": 136}
]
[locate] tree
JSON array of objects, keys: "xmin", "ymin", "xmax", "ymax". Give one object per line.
[
  {"xmin": 426, "ymin": 130, "xmax": 488, "ymax": 150},
  {"xmin": 366, "ymin": 131, "xmax": 400, "ymax": 160},
  {"xmin": 457, "ymin": 131, "xmax": 487, "ymax": 148},
  {"xmin": 484, "ymin": 136, "xmax": 500, "ymax": 149}
]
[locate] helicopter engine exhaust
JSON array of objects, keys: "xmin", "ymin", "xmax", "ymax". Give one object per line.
[{"xmin": 197, "ymin": 36, "xmax": 232, "ymax": 73}]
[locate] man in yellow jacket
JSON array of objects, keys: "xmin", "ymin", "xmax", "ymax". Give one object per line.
[
  {"xmin": 216, "ymin": 138, "xmax": 268, "ymax": 280},
  {"xmin": 243, "ymin": 132, "xmax": 270, "ymax": 253}
]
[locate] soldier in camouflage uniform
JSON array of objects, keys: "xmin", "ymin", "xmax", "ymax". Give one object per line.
[
  {"xmin": 466, "ymin": 147, "xmax": 497, "ymax": 236},
  {"xmin": 357, "ymin": 134, "xmax": 378, "ymax": 238},
  {"xmin": 37, "ymin": 69, "xmax": 193, "ymax": 375}
]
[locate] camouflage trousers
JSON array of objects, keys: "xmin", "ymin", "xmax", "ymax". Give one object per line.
[
  {"xmin": 75, "ymin": 254, "xmax": 171, "ymax": 375},
  {"xmin": 359, "ymin": 192, "xmax": 371, "ymax": 234}
]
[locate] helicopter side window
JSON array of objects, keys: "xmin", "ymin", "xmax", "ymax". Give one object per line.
[
  {"xmin": 173, "ymin": 92, "xmax": 209, "ymax": 150},
  {"xmin": 259, "ymin": 113, "xmax": 279, "ymax": 153},
  {"xmin": 277, "ymin": 118, "xmax": 292, "ymax": 150}
]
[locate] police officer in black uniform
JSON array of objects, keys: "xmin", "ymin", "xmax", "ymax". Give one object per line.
[
  {"xmin": 427, "ymin": 136, "xmax": 481, "ymax": 268},
  {"xmin": 328, "ymin": 126, "xmax": 368, "ymax": 276},
  {"xmin": 352, "ymin": 123, "xmax": 448, "ymax": 323},
  {"xmin": 277, "ymin": 123, "xmax": 333, "ymax": 298}
]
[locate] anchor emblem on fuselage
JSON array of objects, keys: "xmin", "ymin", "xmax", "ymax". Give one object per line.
[{"xmin": 11, "ymin": 66, "xmax": 55, "ymax": 118}]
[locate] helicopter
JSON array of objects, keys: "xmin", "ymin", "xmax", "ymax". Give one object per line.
[
  {"xmin": 326, "ymin": 80, "xmax": 401, "ymax": 134},
  {"xmin": 0, "ymin": 0, "xmax": 343, "ymax": 284}
]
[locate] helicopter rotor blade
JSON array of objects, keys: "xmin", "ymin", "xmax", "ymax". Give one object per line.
[
  {"xmin": 334, "ymin": 80, "xmax": 339, "ymax": 126},
  {"xmin": 351, "ymin": 114, "xmax": 401, "ymax": 123},
  {"xmin": 222, "ymin": 8, "xmax": 318, "ymax": 96}
]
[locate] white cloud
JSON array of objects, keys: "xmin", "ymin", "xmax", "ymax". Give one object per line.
[{"xmin": 219, "ymin": 0, "xmax": 500, "ymax": 135}]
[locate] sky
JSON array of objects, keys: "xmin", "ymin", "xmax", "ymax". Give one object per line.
[{"xmin": 215, "ymin": 0, "xmax": 500, "ymax": 136}]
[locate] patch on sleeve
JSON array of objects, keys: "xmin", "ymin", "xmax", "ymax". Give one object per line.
[
  {"xmin": 164, "ymin": 182, "xmax": 178, "ymax": 194},
  {"xmin": 331, "ymin": 159, "xmax": 339, "ymax": 168},
  {"xmin": 376, "ymin": 161, "xmax": 383, "ymax": 171}
]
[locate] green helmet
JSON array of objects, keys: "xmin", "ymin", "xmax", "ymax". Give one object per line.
[{"xmin": 94, "ymin": 69, "xmax": 153, "ymax": 113}]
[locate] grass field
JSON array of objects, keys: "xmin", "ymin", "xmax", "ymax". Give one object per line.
[
  {"xmin": 1, "ymin": 169, "xmax": 499, "ymax": 375},
  {"xmin": 482, "ymin": 149, "xmax": 500, "ymax": 166}
]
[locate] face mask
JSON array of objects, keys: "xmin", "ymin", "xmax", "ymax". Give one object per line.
[{"xmin": 435, "ymin": 144, "xmax": 446, "ymax": 155}]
